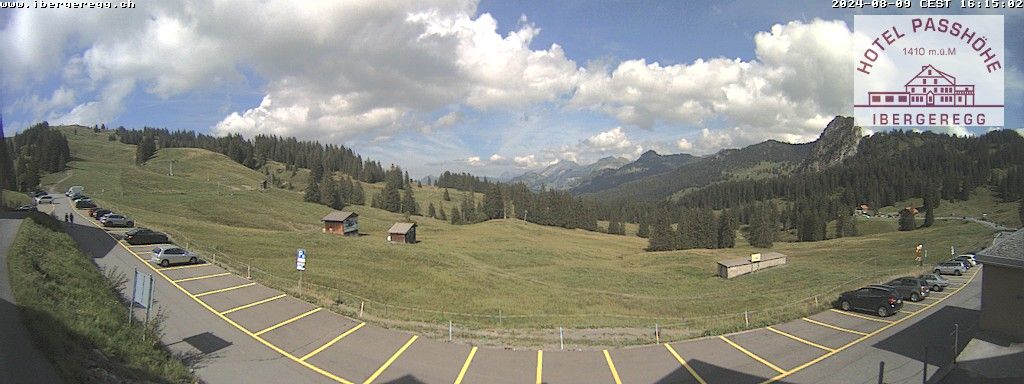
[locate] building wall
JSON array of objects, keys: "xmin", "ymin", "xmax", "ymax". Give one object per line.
[
  {"xmin": 391, "ymin": 233, "xmax": 406, "ymax": 243},
  {"xmin": 980, "ymin": 265, "xmax": 1024, "ymax": 341},
  {"xmin": 720, "ymin": 257, "xmax": 787, "ymax": 279},
  {"xmin": 323, "ymin": 222, "xmax": 344, "ymax": 234}
]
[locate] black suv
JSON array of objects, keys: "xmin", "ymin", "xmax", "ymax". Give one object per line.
[
  {"xmin": 884, "ymin": 277, "xmax": 930, "ymax": 302},
  {"xmin": 838, "ymin": 286, "xmax": 903, "ymax": 317},
  {"xmin": 124, "ymin": 228, "xmax": 169, "ymax": 245}
]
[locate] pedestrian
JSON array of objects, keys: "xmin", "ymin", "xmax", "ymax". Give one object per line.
[
  {"xmin": 69, "ymin": 213, "xmax": 74, "ymax": 224},
  {"xmin": 64, "ymin": 213, "xmax": 69, "ymax": 223}
]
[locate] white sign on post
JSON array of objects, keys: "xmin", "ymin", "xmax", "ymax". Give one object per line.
[{"xmin": 296, "ymin": 248, "xmax": 306, "ymax": 271}]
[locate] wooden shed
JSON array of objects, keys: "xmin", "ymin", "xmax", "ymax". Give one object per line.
[
  {"xmin": 387, "ymin": 222, "xmax": 417, "ymax": 244},
  {"xmin": 322, "ymin": 211, "xmax": 359, "ymax": 236},
  {"xmin": 717, "ymin": 252, "xmax": 787, "ymax": 279}
]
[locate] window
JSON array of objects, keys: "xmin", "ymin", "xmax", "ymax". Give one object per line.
[
  {"xmin": 898, "ymin": 96, "xmax": 907, "ymax": 102},
  {"xmin": 933, "ymin": 79, "xmax": 938, "ymax": 84},
  {"xmin": 872, "ymin": 95, "xmax": 881, "ymax": 102},
  {"xmin": 885, "ymin": 95, "xmax": 894, "ymax": 102},
  {"xmin": 928, "ymin": 70, "xmax": 932, "ymax": 75}
]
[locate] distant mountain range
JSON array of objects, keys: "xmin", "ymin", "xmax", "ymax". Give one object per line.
[{"xmin": 511, "ymin": 156, "xmax": 630, "ymax": 190}]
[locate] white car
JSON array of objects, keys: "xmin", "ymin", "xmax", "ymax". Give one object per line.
[
  {"xmin": 35, "ymin": 195, "xmax": 54, "ymax": 204},
  {"xmin": 150, "ymin": 245, "xmax": 200, "ymax": 267}
]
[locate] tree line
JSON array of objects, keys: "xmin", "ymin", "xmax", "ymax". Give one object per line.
[{"xmin": 0, "ymin": 121, "xmax": 71, "ymax": 192}]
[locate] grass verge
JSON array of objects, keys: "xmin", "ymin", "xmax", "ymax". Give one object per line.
[{"xmin": 7, "ymin": 212, "xmax": 195, "ymax": 383}]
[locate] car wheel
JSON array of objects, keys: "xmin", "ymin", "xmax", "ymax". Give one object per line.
[
  {"xmin": 955, "ymin": 270, "xmax": 962, "ymax": 276},
  {"xmin": 934, "ymin": 269, "xmax": 942, "ymax": 275},
  {"xmin": 160, "ymin": 259, "xmax": 170, "ymax": 267},
  {"xmin": 840, "ymin": 300, "xmax": 851, "ymax": 311},
  {"xmin": 877, "ymin": 306, "xmax": 889, "ymax": 317},
  {"xmin": 911, "ymin": 292, "xmax": 921, "ymax": 302},
  {"xmin": 933, "ymin": 285, "xmax": 941, "ymax": 292},
  {"xmin": 189, "ymin": 257, "xmax": 198, "ymax": 264}
]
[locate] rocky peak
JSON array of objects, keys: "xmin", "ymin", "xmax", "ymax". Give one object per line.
[{"xmin": 799, "ymin": 116, "xmax": 863, "ymax": 173}]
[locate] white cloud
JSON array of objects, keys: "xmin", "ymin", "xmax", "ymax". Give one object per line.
[
  {"xmin": 676, "ymin": 138, "xmax": 693, "ymax": 151},
  {"xmin": 466, "ymin": 156, "xmax": 482, "ymax": 166},
  {"xmin": 583, "ymin": 127, "xmax": 631, "ymax": 150}
]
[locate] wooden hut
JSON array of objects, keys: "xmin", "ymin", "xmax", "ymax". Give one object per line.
[
  {"xmin": 717, "ymin": 252, "xmax": 787, "ymax": 279},
  {"xmin": 387, "ymin": 222, "xmax": 417, "ymax": 244},
  {"xmin": 322, "ymin": 211, "xmax": 359, "ymax": 236}
]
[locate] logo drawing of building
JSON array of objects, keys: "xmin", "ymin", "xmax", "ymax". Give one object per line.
[{"xmin": 867, "ymin": 65, "xmax": 975, "ymax": 107}]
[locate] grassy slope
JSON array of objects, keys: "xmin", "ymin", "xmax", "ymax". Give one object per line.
[
  {"xmin": 2, "ymin": 189, "xmax": 32, "ymax": 207},
  {"xmin": 876, "ymin": 187, "xmax": 1022, "ymax": 228},
  {"xmin": 43, "ymin": 128, "xmax": 999, "ymax": 333},
  {"xmin": 7, "ymin": 212, "xmax": 194, "ymax": 383}
]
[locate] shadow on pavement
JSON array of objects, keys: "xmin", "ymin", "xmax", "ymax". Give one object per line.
[{"xmin": 873, "ymin": 306, "xmax": 980, "ymax": 369}]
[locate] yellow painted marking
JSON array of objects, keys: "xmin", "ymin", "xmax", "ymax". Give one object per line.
[
  {"xmin": 452, "ymin": 346, "xmax": 478, "ymax": 384},
  {"xmin": 195, "ymin": 283, "xmax": 256, "ymax": 297},
  {"xmin": 664, "ymin": 344, "xmax": 708, "ymax": 384},
  {"xmin": 300, "ymin": 322, "xmax": 366, "ymax": 361},
  {"xmin": 828, "ymin": 309, "xmax": 894, "ymax": 324},
  {"xmin": 69, "ymin": 208, "xmax": 359, "ymax": 384},
  {"xmin": 765, "ymin": 327, "xmax": 836, "ymax": 352},
  {"xmin": 160, "ymin": 263, "xmax": 212, "ymax": 271},
  {"xmin": 719, "ymin": 336, "xmax": 787, "ymax": 374},
  {"xmin": 761, "ymin": 266, "xmax": 983, "ymax": 384},
  {"xmin": 535, "ymin": 350, "xmax": 543, "ymax": 384},
  {"xmin": 363, "ymin": 335, "xmax": 418, "ymax": 384},
  {"xmin": 254, "ymin": 307, "xmax": 323, "ymax": 336},
  {"xmin": 800, "ymin": 317, "xmax": 869, "ymax": 336},
  {"xmin": 172, "ymin": 272, "xmax": 231, "ymax": 283},
  {"xmin": 901, "ymin": 300, "xmax": 928, "ymax": 307},
  {"xmin": 219, "ymin": 294, "xmax": 287, "ymax": 315},
  {"xmin": 603, "ymin": 350, "xmax": 623, "ymax": 384}
]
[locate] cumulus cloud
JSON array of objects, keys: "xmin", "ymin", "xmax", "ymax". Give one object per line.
[
  {"xmin": 583, "ymin": 127, "xmax": 632, "ymax": 150},
  {"xmin": 676, "ymin": 138, "xmax": 693, "ymax": 151}
]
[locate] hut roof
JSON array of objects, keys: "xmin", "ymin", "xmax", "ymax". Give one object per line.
[
  {"xmin": 322, "ymin": 211, "xmax": 356, "ymax": 222},
  {"xmin": 388, "ymin": 222, "xmax": 417, "ymax": 234}
]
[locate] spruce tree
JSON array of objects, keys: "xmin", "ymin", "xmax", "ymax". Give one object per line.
[
  {"xmin": 717, "ymin": 210, "xmax": 737, "ymax": 248},
  {"xmin": 352, "ymin": 182, "xmax": 365, "ymax": 205},
  {"xmin": 427, "ymin": 202, "xmax": 436, "ymax": 218},
  {"xmin": 303, "ymin": 180, "xmax": 320, "ymax": 203},
  {"xmin": 646, "ymin": 210, "xmax": 674, "ymax": 251},
  {"xmin": 637, "ymin": 219, "xmax": 650, "ymax": 238},
  {"xmin": 898, "ymin": 208, "xmax": 916, "ymax": 231},
  {"xmin": 443, "ymin": 188, "xmax": 451, "ymax": 201},
  {"xmin": 401, "ymin": 187, "xmax": 418, "ymax": 215},
  {"xmin": 135, "ymin": 134, "xmax": 156, "ymax": 164},
  {"xmin": 450, "ymin": 206, "xmax": 461, "ymax": 224},
  {"xmin": 482, "ymin": 185, "xmax": 504, "ymax": 219},
  {"xmin": 607, "ymin": 219, "xmax": 619, "ymax": 235},
  {"xmin": 438, "ymin": 206, "xmax": 447, "ymax": 221},
  {"xmin": 0, "ymin": 114, "xmax": 15, "ymax": 190},
  {"xmin": 384, "ymin": 185, "xmax": 401, "ymax": 212},
  {"xmin": 748, "ymin": 205, "xmax": 775, "ymax": 248}
]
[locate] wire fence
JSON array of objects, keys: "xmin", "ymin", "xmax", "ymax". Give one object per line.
[{"xmin": 155, "ymin": 228, "xmax": 955, "ymax": 348}]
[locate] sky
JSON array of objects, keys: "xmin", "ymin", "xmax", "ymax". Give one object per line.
[{"xmin": 2, "ymin": 1, "xmax": 1022, "ymax": 178}]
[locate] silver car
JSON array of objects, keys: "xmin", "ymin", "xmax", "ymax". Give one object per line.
[
  {"xmin": 918, "ymin": 273, "xmax": 950, "ymax": 292},
  {"xmin": 934, "ymin": 261, "xmax": 967, "ymax": 276},
  {"xmin": 100, "ymin": 214, "xmax": 135, "ymax": 228},
  {"xmin": 150, "ymin": 246, "xmax": 200, "ymax": 267},
  {"xmin": 35, "ymin": 195, "xmax": 54, "ymax": 204}
]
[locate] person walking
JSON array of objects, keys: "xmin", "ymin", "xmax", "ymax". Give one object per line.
[
  {"xmin": 69, "ymin": 213, "xmax": 74, "ymax": 224},
  {"xmin": 64, "ymin": 213, "xmax": 69, "ymax": 223}
]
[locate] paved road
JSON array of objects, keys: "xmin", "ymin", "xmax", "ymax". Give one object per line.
[
  {"xmin": 0, "ymin": 212, "xmax": 64, "ymax": 384},
  {"xmin": 54, "ymin": 194, "xmax": 993, "ymax": 384}
]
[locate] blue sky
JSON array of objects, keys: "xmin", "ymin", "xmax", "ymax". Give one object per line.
[{"xmin": 2, "ymin": 1, "xmax": 1021, "ymax": 178}]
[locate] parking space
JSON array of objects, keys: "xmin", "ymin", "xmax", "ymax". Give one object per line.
[
  {"xmin": 161, "ymin": 264, "xmax": 226, "ymax": 281},
  {"xmin": 225, "ymin": 296, "xmax": 319, "ymax": 333},
  {"xmin": 458, "ymin": 348, "xmax": 537, "ymax": 384},
  {"xmin": 199, "ymin": 283, "xmax": 285, "ymax": 313},
  {"xmin": 724, "ymin": 329, "xmax": 826, "ymax": 372},
  {"xmin": 769, "ymin": 320, "xmax": 858, "ymax": 351},
  {"xmin": 368, "ymin": 338, "xmax": 472, "ymax": 384},
  {"xmin": 804, "ymin": 311, "xmax": 884, "ymax": 335},
  {"xmin": 666, "ymin": 337, "xmax": 780, "ymax": 383},
  {"xmin": 304, "ymin": 324, "xmax": 417, "ymax": 383},
  {"xmin": 542, "ymin": 350, "xmax": 616, "ymax": 384},
  {"xmin": 610, "ymin": 345, "xmax": 704, "ymax": 384},
  {"xmin": 260, "ymin": 310, "xmax": 361, "ymax": 356}
]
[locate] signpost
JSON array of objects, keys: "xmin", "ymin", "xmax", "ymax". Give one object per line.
[
  {"xmin": 296, "ymin": 249, "xmax": 306, "ymax": 296},
  {"xmin": 129, "ymin": 268, "xmax": 155, "ymax": 339}
]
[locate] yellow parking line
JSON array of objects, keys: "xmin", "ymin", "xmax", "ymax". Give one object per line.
[
  {"xmin": 254, "ymin": 307, "xmax": 323, "ymax": 336},
  {"xmin": 160, "ymin": 263, "xmax": 211, "ymax": 271},
  {"xmin": 363, "ymin": 335, "xmax": 418, "ymax": 384},
  {"xmin": 902, "ymin": 301, "xmax": 928, "ymax": 307},
  {"xmin": 603, "ymin": 350, "xmax": 623, "ymax": 384},
  {"xmin": 195, "ymin": 283, "xmax": 256, "ymax": 297},
  {"xmin": 765, "ymin": 327, "xmax": 836, "ymax": 352},
  {"xmin": 828, "ymin": 309, "xmax": 894, "ymax": 324},
  {"xmin": 172, "ymin": 272, "xmax": 231, "ymax": 283},
  {"xmin": 664, "ymin": 344, "xmax": 708, "ymax": 384},
  {"xmin": 535, "ymin": 350, "xmax": 543, "ymax": 384},
  {"xmin": 220, "ymin": 294, "xmax": 287, "ymax": 315},
  {"xmin": 720, "ymin": 336, "xmax": 786, "ymax": 374},
  {"xmin": 452, "ymin": 346, "xmax": 478, "ymax": 384},
  {"xmin": 800, "ymin": 317, "xmax": 868, "ymax": 336},
  {"xmin": 761, "ymin": 267, "xmax": 983, "ymax": 384},
  {"xmin": 300, "ymin": 322, "xmax": 366, "ymax": 362}
]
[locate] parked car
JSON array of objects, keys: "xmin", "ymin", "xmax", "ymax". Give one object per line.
[
  {"xmin": 101, "ymin": 214, "xmax": 134, "ymax": 228},
  {"xmin": 953, "ymin": 255, "xmax": 978, "ymax": 266},
  {"xmin": 150, "ymin": 245, "xmax": 199, "ymax": 267},
  {"xmin": 75, "ymin": 199, "xmax": 97, "ymax": 209},
  {"xmin": 35, "ymin": 195, "xmax": 54, "ymax": 204},
  {"xmin": 30, "ymin": 190, "xmax": 48, "ymax": 198},
  {"xmin": 14, "ymin": 205, "xmax": 36, "ymax": 212},
  {"xmin": 124, "ymin": 228, "xmax": 170, "ymax": 245},
  {"xmin": 918, "ymin": 273, "xmax": 950, "ymax": 292},
  {"xmin": 837, "ymin": 286, "xmax": 903, "ymax": 317},
  {"xmin": 946, "ymin": 259, "xmax": 971, "ymax": 270},
  {"xmin": 885, "ymin": 277, "xmax": 930, "ymax": 302},
  {"xmin": 935, "ymin": 261, "xmax": 967, "ymax": 276},
  {"xmin": 91, "ymin": 208, "xmax": 111, "ymax": 219},
  {"xmin": 71, "ymin": 195, "xmax": 90, "ymax": 203},
  {"xmin": 66, "ymin": 186, "xmax": 84, "ymax": 197}
]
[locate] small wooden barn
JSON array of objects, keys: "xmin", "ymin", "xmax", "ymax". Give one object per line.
[
  {"xmin": 322, "ymin": 211, "xmax": 359, "ymax": 236},
  {"xmin": 717, "ymin": 252, "xmax": 787, "ymax": 279},
  {"xmin": 387, "ymin": 222, "xmax": 417, "ymax": 244}
]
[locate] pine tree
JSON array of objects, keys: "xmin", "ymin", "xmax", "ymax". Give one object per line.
[
  {"xmin": 717, "ymin": 210, "xmax": 737, "ymax": 248},
  {"xmin": 135, "ymin": 134, "xmax": 156, "ymax": 164},
  {"xmin": 748, "ymin": 205, "xmax": 775, "ymax": 248},
  {"xmin": 443, "ymin": 188, "xmax": 451, "ymax": 201},
  {"xmin": 646, "ymin": 210, "xmax": 674, "ymax": 251},
  {"xmin": 835, "ymin": 212, "xmax": 850, "ymax": 239},
  {"xmin": 482, "ymin": 185, "xmax": 504, "ymax": 220},
  {"xmin": 607, "ymin": 219, "xmax": 619, "ymax": 235},
  {"xmin": 438, "ymin": 206, "xmax": 447, "ymax": 221},
  {"xmin": 637, "ymin": 219, "xmax": 650, "ymax": 238},
  {"xmin": 899, "ymin": 208, "xmax": 916, "ymax": 231},
  {"xmin": 0, "ymin": 114, "xmax": 15, "ymax": 190},
  {"xmin": 303, "ymin": 180, "xmax": 320, "ymax": 203},
  {"xmin": 450, "ymin": 206, "xmax": 461, "ymax": 224},
  {"xmin": 922, "ymin": 186, "xmax": 939, "ymax": 227},
  {"xmin": 427, "ymin": 202, "xmax": 436, "ymax": 218},
  {"xmin": 401, "ymin": 187, "xmax": 418, "ymax": 215},
  {"xmin": 352, "ymin": 182, "xmax": 365, "ymax": 205}
]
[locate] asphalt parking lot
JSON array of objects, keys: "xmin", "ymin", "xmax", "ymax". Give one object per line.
[{"xmin": 70, "ymin": 200, "xmax": 983, "ymax": 384}]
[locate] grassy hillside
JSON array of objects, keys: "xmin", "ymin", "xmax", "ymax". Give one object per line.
[
  {"xmin": 8, "ymin": 212, "xmax": 195, "ymax": 383},
  {"xmin": 43, "ymin": 127, "xmax": 999, "ymax": 345},
  {"xmin": 876, "ymin": 187, "xmax": 1022, "ymax": 228},
  {"xmin": 2, "ymin": 189, "xmax": 32, "ymax": 207}
]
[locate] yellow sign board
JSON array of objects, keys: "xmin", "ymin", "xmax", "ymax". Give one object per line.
[{"xmin": 751, "ymin": 253, "xmax": 761, "ymax": 262}]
